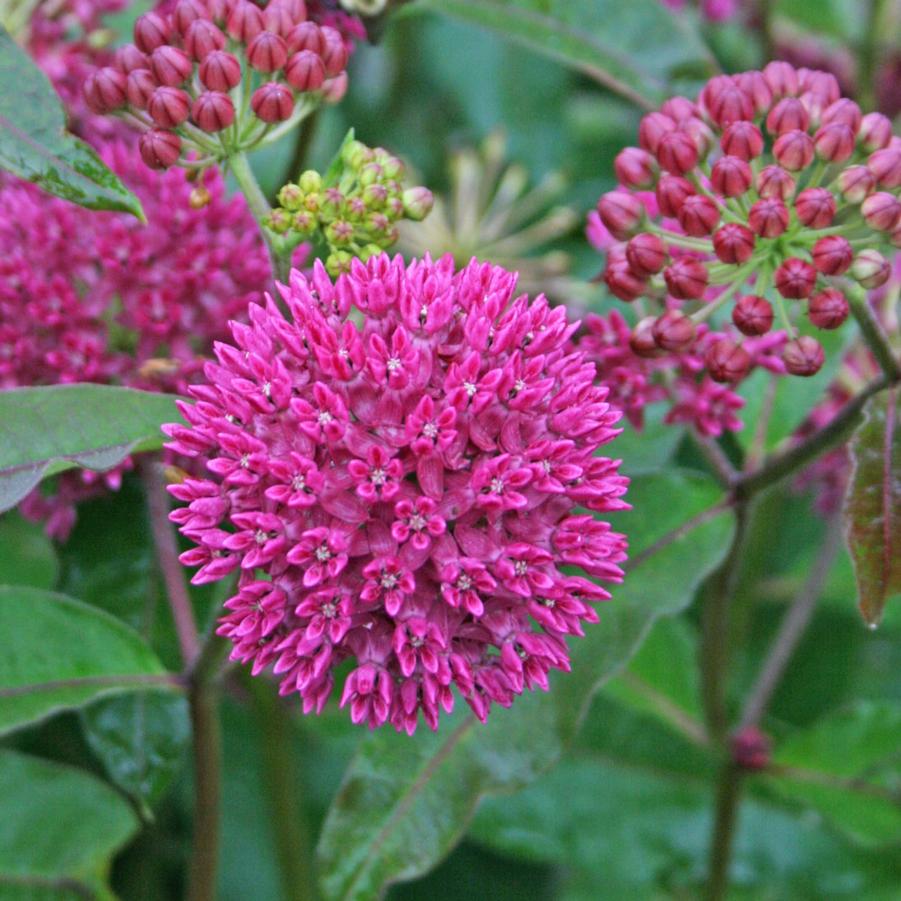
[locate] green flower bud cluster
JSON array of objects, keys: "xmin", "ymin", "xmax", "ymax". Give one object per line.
[{"xmin": 266, "ymin": 138, "xmax": 434, "ymax": 276}]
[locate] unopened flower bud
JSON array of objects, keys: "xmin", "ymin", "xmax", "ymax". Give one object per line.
[
  {"xmin": 867, "ymin": 147, "xmax": 901, "ymax": 188},
  {"xmin": 614, "ymin": 147, "xmax": 657, "ymax": 189},
  {"xmin": 191, "ymin": 90, "xmax": 234, "ymax": 131},
  {"xmin": 638, "ymin": 112, "xmax": 675, "ymax": 154},
  {"xmin": 597, "ymin": 191, "xmax": 644, "ymax": 240},
  {"xmin": 720, "ymin": 120, "xmax": 764, "ymax": 161},
  {"xmin": 749, "ymin": 197, "xmax": 789, "ymax": 237},
  {"xmin": 320, "ymin": 26, "xmax": 349, "ymax": 77},
  {"xmin": 664, "ymin": 257, "xmax": 708, "ymax": 300},
  {"xmin": 125, "ymin": 68, "xmax": 156, "ymax": 108},
  {"xmin": 730, "ymin": 726, "xmax": 771, "ymax": 771},
  {"xmin": 227, "ymin": 0, "xmax": 264, "ymax": 42},
  {"xmin": 766, "ymin": 97, "xmax": 809, "ymax": 136},
  {"xmin": 189, "ymin": 185, "xmax": 212, "ymax": 208},
  {"xmin": 656, "ymin": 130, "xmax": 698, "ymax": 175},
  {"xmin": 736, "ymin": 70, "xmax": 772, "ymax": 116},
  {"xmin": 732, "ymin": 294, "xmax": 773, "ymax": 335},
  {"xmin": 251, "ymin": 82, "xmax": 294, "ymax": 122},
  {"xmin": 198, "ymin": 50, "xmax": 241, "ymax": 92},
  {"xmin": 83, "ymin": 66, "xmax": 127, "ymax": 113},
  {"xmin": 325, "ymin": 219, "xmax": 354, "ymax": 245},
  {"xmin": 710, "ymin": 155, "xmax": 751, "ymax": 198},
  {"xmin": 286, "ymin": 21, "xmax": 323, "ymax": 54},
  {"xmin": 134, "ymin": 12, "xmax": 171, "ymax": 53},
  {"xmin": 148, "ymin": 86, "xmax": 191, "ymax": 128},
  {"xmin": 113, "ymin": 44, "xmax": 149, "ymax": 74},
  {"xmin": 794, "ymin": 187, "xmax": 836, "ymax": 228},
  {"xmin": 183, "ymin": 19, "xmax": 226, "ymax": 60},
  {"xmin": 837, "ymin": 165, "xmax": 876, "ymax": 203},
  {"xmin": 150, "ymin": 46, "xmax": 194, "ymax": 86},
  {"xmin": 851, "ymin": 249, "xmax": 890, "ymax": 288},
  {"xmin": 706, "ymin": 338, "xmax": 751, "ymax": 383},
  {"xmin": 206, "ymin": 0, "xmax": 231, "ymax": 22},
  {"xmin": 783, "ymin": 336, "xmax": 825, "ymax": 376},
  {"xmin": 292, "ymin": 210, "xmax": 316, "ymax": 234},
  {"xmin": 773, "ymin": 129, "xmax": 815, "ymax": 171},
  {"xmin": 821, "ymin": 98, "xmax": 861, "ymax": 131},
  {"xmin": 680, "ymin": 116, "xmax": 716, "ymax": 159},
  {"xmin": 812, "ymin": 235, "xmax": 852, "ymax": 275},
  {"xmin": 661, "ymin": 96, "xmax": 697, "ymax": 121},
  {"xmin": 139, "ymin": 129, "xmax": 181, "ymax": 169},
  {"xmin": 858, "ymin": 112, "xmax": 892, "ymax": 152},
  {"xmin": 266, "ymin": 208, "xmax": 291, "ymax": 233},
  {"xmin": 677, "ymin": 195, "xmax": 720, "ymax": 236},
  {"xmin": 808, "ymin": 288, "xmax": 849, "ymax": 329},
  {"xmin": 705, "ymin": 79, "xmax": 753, "ymax": 127},
  {"xmin": 321, "ymin": 72, "xmax": 348, "ymax": 105},
  {"xmin": 756, "ymin": 165, "xmax": 795, "ymax": 200},
  {"xmin": 763, "ymin": 61, "xmax": 799, "ymax": 99},
  {"xmin": 814, "ymin": 123, "xmax": 855, "ymax": 162},
  {"xmin": 325, "ymin": 250, "xmax": 352, "ymax": 277},
  {"xmin": 861, "ymin": 191, "xmax": 901, "ymax": 231},
  {"xmin": 713, "ymin": 223, "xmax": 755, "ymax": 264},
  {"xmin": 775, "ymin": 257, "xmax": 817, "ymax": 298},
  {"xmin": 603, "ymin": 259, "xmax": 646, "ymax": 302},
  {"xmin": 625, "ymin": 233, "xmax": 667, "ymax": 276},
  {"xmin": 173, "ymin": 0, "xmax": 207, "ymax": 34},
  {"xmin": 247, "ymin": 30, "xmax": 288, "ymax": 72},
  {"xmin": 293, "ymin": 171, "xmax": 319, "ymax": 196},
  {"xmin": 629, "ymin": 317, "xmax": 661, "ymax": 357},
  {"xmin": 263, "ymin": 0, "xmax": 297, "ymax": 37},
  {"xmin": 655, "ymin": 175, "xmax": 695, "ymax": 217},
  {"xmin": 285, "ymin": 50, "xmax": 325, "ymax": 91},
  {"xmin": 652, "ymin": 310, "xmax": 696, "ymax": 351},
  {"xmin": 402, "ymin": 187, "xmax": 434, "ymax": 221},
  {"xmin": 278, "ymin": 183, "xmax": 304, "ymax": 210}
]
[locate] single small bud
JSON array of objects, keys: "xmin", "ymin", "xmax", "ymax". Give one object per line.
[
  {"xmin": 342, "ymin": 140, "xmax": 370, "ymax": 169},
  {"xmin": 292, "ymin": 210, "xmax": 316, "ymax": 235},
  {"xmin": 402, "ymin": 187, "xmax": 434, "ymax": 221},
  {"xmin": 733, "ymin": 294, "xmax": 773, "ymax": 336},
  {"xmin": 756, "ymin": 165, "xmax": 795, "ymax": 200},
  {"xmin": 861, "ymin": 191, "xmax": 901, "ymax": 232},
  {"xmin": 113, "ymin": 44, "xmax": 149, "ymax": 75},
  {"xmin": 821, "ymin": 98, "xmax": 861, "ymax": 131},
  {"xmin": 614, "ymin": 147, "xmax": 657, "ymax": 189},
  {"xmin": 278, "ymin": 183, "xmax": 304, "ymax": 210},
  {"xmin": 773, "ymin": 130, "xmax": 815, "ymax": 171},
  {"xmin": 83, "ymin": 66, "xmax": 127, "ymax": 113},
  {"xmin": 173, "ymin": 0, "xmax": 208, "ymax": 34},
  {"xmin": 206, "ymin": 0, "xmax": 231, "ymax": 23},
  {"xmin": 321, "ymin": 72, "xmax": 348, "ymax": 105},
  {"xmin": 837, "ymin": 165, "xmax": 876, "ymax": 203},
  {"xmin": 134, "ymin": 12, "xmax": 171, "ymax": 53},
  {"xmin": 763, "ymin": 61, "xmax": 799, "ymax": 99},
  {"xmin": 638, "ymin": 112, "xmax": 675, "ymax": 154},
  {"xmin": 720, "ymin": 120, "xmax": 764, "ymax": 161},
  {"xmin": 597, "ymin": 191, "xmax": 645, "ymax": 240},
  {"xmin": 247, "ymin": 31, "xmax": 288, "ymax": 72},
  {"xmin": 625, "ymin": 233, "xmax": 668, "ymax": 276},
  {"xmin": 705, "ymin": 79, "xmax": 753, "ymax": 128},
  {"xmin": 680, "ymin": 116, "xmax": 716, "ymax": 160},
  {"xmin": 325, "ymin": 219, "xmax": 355, "ymax": 245},
  {"xmin": 706, "ymin": 338, "xmax": 752, "ymax": 383},
  {"xmin": 604, "ymin": 259, "xmax": 646, "ymax": 302},
  {"xmin": 325, "ymin": 250, "xmax": 352, "ymax": 277},
  {"xmin": 286, "ymin": 21, "xmax": 323, "ymax": 54},
  {"xmin": 664, "ymin": 257, "xmax": 709, "ymax": 300},
  {"xmin": 358, "ymin": 243, "xmax": 385, "ymax": 263},
  {"xmin": 801, "ymin": 70, "xmax": 839, "ymax": 105},
  {"xmin": 266, "ymin": 208, "xmax": 292, "ymax": 233},
  {"xmin": 661, "ymin": 96, "xmax": 697, "ymax": 121},
  {"xmin": 191, "ymin": 91, "xmax": 235, "ymax": 131},
  {"xmin": 199, "ymin": 50, "xmax": 242, "ymax": 91},
  {"xmin": 712, "ymin": 223, "xmax": 755, "ymax": 264},
  {"xmin": 677, "ymin": 195, "xmax": 720, "ymax": 236},
  {"xmin": 629, "ymin": 317, "xmax": 661, "ymax": 357},
  {"xmin": 150, "ymin": 46, "xmax": 194, "ymax": 86},
  {"xmin": 867, "ymin": 147, "xmax": 901, "ymax": 188},
  {"xmin": 851, "ymin": 249, "xmax": 891, "ymax": 289},
  {"xmin": 320, "ymin": 25, "xmax": 349, "ymax": 78},
  {"xmin": 812, "ymin": 236, "xmax": 853, "ymax": 275},
  {"xmin": 183, "ymin": 19, "xmax": 226, "ymax": 61},
  {"xmin": 749, "ymin": 197, "xmax": 790, "ymax": 238},
  {"xmin": 710, "ymin": 155, "xmax": 752, "ymax": 198},
  {"xmin": 655, "ymin": 175, "xmax": 695, "ymax": 217},
  {"xmin": 656, "ymin": 130, "xmax": 698, "ymax": 175},
  {"xmin": 263, "ymin": 0, "xmax": 297, "ymax": 37},
  {"xmin": 148, "ymin": 86, "xmax": 190, "ymax": 128},
  {"xmin": 251, "ymin": 82, "xmax": 294, "ymax": 122},
  {"xmin": 858, "ymin": 112, "xmax": 892, "ymax": 152},
  {"xmin": 775, "ymin": 257, "xmax": 817, "ymax": 298},
  {"xmin": 766, "ymin": 97, "xmax": 809, "ymax": 136},
  {"xmin": 794, "ymin": 187, "xmax": 836, "ymax": 228},
  {"xmin": 730, "ymin": 727, "xmax": 771, "ymax": 771},
  {"xmin": 808, "ymin": 288, "xmax": 849, "ymax": 329},
  {"xmin": 297, "ymin": 170, "xmax": 321, "ymax": 194},
  {"xmin": 798, "ymin": 90, "xmax": 825, "ymax": 127},
  {"xmin": 125, "ymin": 68, "xmax": 156, "ymax": 109},
  {"xmin": 783, "ymin": 336, "xmax": 825, "ymax": 376},
  {"xmin": 226, "ymin": 0, "xmax": 264, "ymax": 42},
  {"xmin": 736, "ymin": 71, "xmax": 772, "ymax": 116},
  {"xmin": 189, "ymin": 185, "xmax": 212, "ymax": 208},
  {"xmin": 652, "ymin": 310, "xmax": 696, "ymax": 352},
  {"xmin": 139, "ymin": 129, "xmax": 181, "ymax": 169},
  {"xmin": 285, "ymin": 50, "xmax": 325, "ymax": 91},
  {"xmin": 814, "ymin": 123, "xmax": 855, "ymax": 163}
]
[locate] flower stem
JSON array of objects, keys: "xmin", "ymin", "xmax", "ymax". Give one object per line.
[
  {"xmin": 705, "ymin": 763, "xmax": 744, "ymax": 901},
  {"xmin": 847, "ymin": 283, "xmax": 901, "ymax": 382},
  {"xmin": 858, "ymin": 0, "xmax": 890, "ymax": 110}
]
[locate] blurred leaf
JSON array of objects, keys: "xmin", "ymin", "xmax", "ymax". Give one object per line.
[
  {"xmin": 613, "ymin": 403, "xmax": 685, "ymax": 476},
  {"xmin": 0, "ymin": 26, "xmax": 144, "ymax": 218},
  {"xmin": 0, "ymin": 384, "xmax": 181, "ymax": 515},
  {"xmin": 81, "ymin": 692, "xmax": 190, "ymax": 816},
  {"xmin": 417, "ymin": 0, "xmax": 712, "ymax": 108},
  {"xmin": 767, "ymin": 701, "xmax": 901, "ymax": 847},
  {"xmin": 0, "ymin": 511, "xmax": 58, "ymax": 588},
  {"xmin": 316, "ymin": 471, "xmax": 732, "ymax": 900},
  {"xmin": 775, "ymin": 0, "xmax": 860, "ymax": 40},
  {"xmin": 0, "ymin": 586, "xmax": 175, "ymax": 737},
  {"xmin": 844, "ymin": 387, "xmax": 900, "ymax": 627},
  {"xmin": 0, "ymin": 749, "xmax": 139, "ymax": 898}
]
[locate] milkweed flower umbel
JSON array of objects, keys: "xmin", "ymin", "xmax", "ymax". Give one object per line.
[{"xmin": 165, "ymin": 254, "xmax": 629, "ymax": 732}]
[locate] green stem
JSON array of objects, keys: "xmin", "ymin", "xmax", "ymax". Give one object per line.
[
  {"xmin": 847, "ymin": 283, "xmax": 901, "ymax": 381},
  {"xmin": 858, "ymin": 0, "xmax": 889, "ymax": 110},
  {"xmin": 706, "ymin": 764, "xmax": 744, "ymax": 901}
]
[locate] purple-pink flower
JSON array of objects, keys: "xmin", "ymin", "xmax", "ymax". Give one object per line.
[{"xmin": 166, "ymin": 254, "xmax": 629, "ymax": 732}]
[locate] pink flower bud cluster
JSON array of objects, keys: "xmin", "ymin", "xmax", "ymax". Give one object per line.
[
  {"xmin": 164, "ymin": 254, "xmax": 629, "ymax": 731},
  {"xmin": 0, "ymin": 143, "xmax": 270, "ymax": 538},
  {"xmin": 83, "ymin": 0, "xmax": 354, "ymax": 169},
  {"xmin": 593, "ymin": 62, "xmax": 901, "ymax": 386}
]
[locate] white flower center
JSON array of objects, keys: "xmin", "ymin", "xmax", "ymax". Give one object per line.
[
  {"xmin": 409, "ymin": 513, "xmax": 426, "ymax": 531},
  {"xmin": 514, "ymin": 560, "xmax": 528, "ymax": 576},
  {"xmin": 318, "ymin": 411, "xmax": 333, "ymax": 425},
  {"xmin": 262, "ymin": 381, "xmax": 272, "ymax": 398},
  {"xmin": 464, "ymin": 381, "xmax": 477, "ymax": 397},
  {"xmin": 370, "ymin": 467, "xmax": 386, "ymax": 486},
  {"xmin": 239, "ymin": 454, "xmax": 250, "ymax": 468},
  {"xmin": 423, "ymin": 422, "xmax": 438, "ymax": 438},
  {"xmin": 381, "ymin": 572, "xmax": 398, "ymax": 589},
  {"xmin": 315, "ymin": 545, "xmax": 331, "ymax": 562},
  {"xmin": 254, "ymin": 530, "xmax": 267, "ymax": 545},
  {"xmin": 457, "ymin": 574, "xmax": 472, "ymax": 591},
  {"xmin": 490, "ymin": 477, "xmax": 505, "ymax": 494},
  {"xmin": 292, "ymin": 474, "xmax": 306, "ymax": 490},
  {"xmin": 387, "ymin": 357, "xmax": 402, "ymax": 372}
]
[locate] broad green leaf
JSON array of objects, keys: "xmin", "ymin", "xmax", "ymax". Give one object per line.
[
  {"xmin": 417, "ymin": 0, "xmax": 713, "ymax": 109},
  {"xmin": 0, "ymin": 26, "xmax": 144, "ymax": 218},
  {"xmin": 81, "ymin": 692, "xmax": 190, "ymax": 815},
  {"xmin": 0, "ymin": 750, "xmax": 139, "ymax": 898},
  {"xmin": 767, "ymin": 701, "xmax": 901, "ymax": 847},
  {"xmin": 0, "ymin": 586, "xmax": 175, "ymax": 736},
  {"xmin": 844, "ymin": 387, "xmax": 901, "ymax": 626},
  {"xmin": 0, "ymin": 384, "xmax": 181, "ymax": 515},
  {"xmin": 316, "ymin": 471, "xmax": 733, "ymax": 900},
  {"xmin": 612, "ymin": 403, "xmax": 685, "ymax": 476},
  {"xmin": 0, "ymin": 511, "xmax": 58, "ymax": 589},
  {"xmin": 776, "ymin": 0, "xmax": 860, "ymax": 40}
]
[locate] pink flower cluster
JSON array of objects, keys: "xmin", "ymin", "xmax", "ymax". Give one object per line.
[{"xmin": 165, "ymin": 254, "xmax": 629, "ymax": 731}]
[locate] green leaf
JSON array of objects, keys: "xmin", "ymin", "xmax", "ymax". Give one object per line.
[
  {"xmin": 316, "ymin": 471, "xmax": 733, "ymax": 900},
  {"xmin": 0, "ymin": 511, "xmax": 58, "ymax": 589},
  {"xmin": 323, "ymin": 127, "xmax": 356, "ymax": 186},
  {"xmin": 0, "ymin": 26, "xmax": 144, "ymax": 218},
  {"xmin": 81, "ymin": 692, "xmax": 190, "ymax": 816},
  {"xmin": 0, "ymin": 586, "xmax": 175, "ymax": 737},
  {"xmin": 767, "ymin": 701, "xmax": 901, "ymax": 847},
  {"xmin": 844, "ymin": 387, "xmax": 901, "ymax": 627},
  {"xmin": 0, "ymin": 750, "xmax": 139, "ymax": 898},
  {"xmin": 0, "ymin": 384, "xmax": 181, "ymax": 515},
  {"xmin": 417, "ymin": 0, "xmax": 713, "ymax": 109}
]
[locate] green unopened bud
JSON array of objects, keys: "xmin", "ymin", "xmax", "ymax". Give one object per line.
[
  {"xmin": 402, "ymin": 187, "xmax": 433, "ymax": 221},
  {"xmin": 266, "ymin": 209, "xmax": 292, "ymax": 234},
  {"xmin": 359, "ymin": 242, "xmax": 384, "ymax": 262},
  {"xmin": 304, "ymin": 192, "xmax": 321, "ymax": 213},
  {"xmin": 342, "ymin": 140, "xmax": 369, "ymax": 170},
  {"xmin": 381, "ymin": 155, "xmax": 405, "ymax": 180},
  {"xmin": 321, "ymin": 187, "xmax": 345, "ymax": 217},
  {"xmin": 326, "ymin": 250, "xmax": 352, "ymax": 277},
  {"xmin": 292, "ymin": 210, "xmax": 317, "ymax": 235},
  {"xmin": 278, "ymin": 183, "xmax": 304, "ymax": 211},
  {"xmin": 359, "ymin": 163, "xmax": 383, "ymax": 187},
  {"xmin": 325, "ymin": 220, "xmax": 355, "ymax": 245},
  {"xmin": 386, "ymin": 196, "xmax": 405, "ymax": 218},
  {"xmin": 362, "ymin": 183, "xmax": 388, "ymax": 209},
  {"xmin": 299, "ymin": 170, "xmax": 322, "ymax": 194},
  {"xmin": 366, "ymin": 212, "xmax": 391, "ymax": 238}
]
